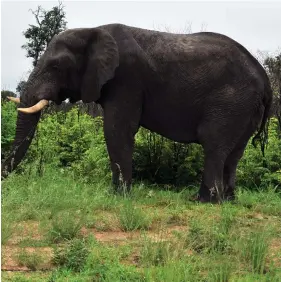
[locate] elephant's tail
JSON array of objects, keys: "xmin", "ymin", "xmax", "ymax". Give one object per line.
[{"xmin": 252, "ymin": 82, "xmax": 273, "ymax": 157}]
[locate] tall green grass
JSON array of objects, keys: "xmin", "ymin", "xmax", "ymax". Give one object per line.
[{"xmin": 1, "ymin": 168, "xmax": 281, "ymax": 282}]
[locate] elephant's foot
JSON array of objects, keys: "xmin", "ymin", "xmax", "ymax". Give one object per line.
[
  {"xmin": 112, "ymin": 183, "xmax": 132, "ymax": 196},
  {"xmin": 190, "ymin": 193, "xmax": 221, "ymax": 204},
  {"xmin": 192, "ymin": 193, "xmax": 236, "ymax": 203},
  {"xmin": 222, "ymin": 192, "xmax": 236, "ymax": 202}
]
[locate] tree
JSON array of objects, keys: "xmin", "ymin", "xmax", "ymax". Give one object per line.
[
  {"xmin": 17, "ymin": 2, "xmax": 67, "ymax": 96},
  {"xmin": 21, "ymin": 1, "xmax": 67, "ymax": 67}
]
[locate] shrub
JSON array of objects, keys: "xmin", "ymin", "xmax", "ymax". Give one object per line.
[
  {"xmin": 3, "ymin": 100, "xmax": 279, "ymax": 190},
  {"xmin": 53, "ymin": 238, "xmax": 89, "ymax": 272},
  {"xmin": 47, "ymin": 210, "xmax": 84, "ymax": 243},
  {"xmin": 24, "ymin": 108, "xmax": 110, "ymax": 181},
  {"xmin": 237, "ymin": 118, "xmax": 281, "ymax": 189},
  {"xmin": 1, "ymin": 100, "xmax": 17, "ymax": 159},
  {"xmin": 133, "ymin": 128, "xmax": 204, "ymax": 186}
]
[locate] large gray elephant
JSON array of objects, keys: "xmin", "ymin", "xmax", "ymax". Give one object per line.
[{"xmin": 2, "ymin": 23, "xmax": 272, "ymax": 203}]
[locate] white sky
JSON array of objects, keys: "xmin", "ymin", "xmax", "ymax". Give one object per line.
[{"xmin": 1, "ymin": 0, "xmax": 281, "ymax": 92}]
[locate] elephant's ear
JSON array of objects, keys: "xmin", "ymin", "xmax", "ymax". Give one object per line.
[{"xmin": 81, "ymin": 29, "xmax": 119, "ymax": 103}]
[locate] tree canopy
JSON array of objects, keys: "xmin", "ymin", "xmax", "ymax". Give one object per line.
[{"xmin": 21, "ymin": 1, "xmax": 67, "ymax": 67}]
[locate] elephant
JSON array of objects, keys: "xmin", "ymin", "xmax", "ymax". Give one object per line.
[{"xmin": 2, "ymin": 23, "xmax": 272, "ymax": 203}]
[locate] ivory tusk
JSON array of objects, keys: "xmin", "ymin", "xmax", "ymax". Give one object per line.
[
  {"xmin": 7, "ymin": 96, "xmax": 20, "ymax": 103},
  {"xmin": 17, "ymin": 99, "xmax": 49, "ymax": 114}
]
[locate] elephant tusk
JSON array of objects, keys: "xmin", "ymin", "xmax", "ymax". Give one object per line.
[
  {"xmin": 7, "ymin": 96, "xmax": 20, "ymax": 103},
  {"xmin": 17, "ymin": 99, "xmax": 49, "ymax": 114}
]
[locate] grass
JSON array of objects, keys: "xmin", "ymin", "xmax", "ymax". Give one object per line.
[
  {"xmin": 1, "ymin": 213, "xmax": 14, "ymax": 245},
  {"xmin": 243, "ymin": 231, "xmax": 270, "ymax": 274},
  {"xmin": 140, "ymin": 236, "xmax": 179, "ymax": 266},
  {"xmin": 1, "ymin": 167, "xmax": 281, "ymax": 281},
  {"xmin": 53, "ymin": 238, "xmax": 90, "ymax": 272},
  {"xmin": 208, "ymin": 262, "xmax": 232, "ymax": 282},
  {"xmin": 144, "ymin": 260, "xmax": 200, "ymax": 282},
  {"xmin": 16, "ymin": 250, "xmax": 45, "ymax": 271},
  {"xmin": 47, "ymin": 210, "xmax": 85, "ymax": 243},
  {"xmin": 118, "ymin": 200, "xmax": 152, "ymax": 231}
]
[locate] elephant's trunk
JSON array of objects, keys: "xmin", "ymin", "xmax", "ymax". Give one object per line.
[{"xmin": 1, "ymin": 110, "xmax": 41, "ymax": 179}]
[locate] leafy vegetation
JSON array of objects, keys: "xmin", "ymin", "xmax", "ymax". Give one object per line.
[
  {"xmin": 53, "ymin": 238, "xmax": 90, "ymax": 272},
  {"xmin": 2, "ymin": 102, "xmax": 279, "ymax": 190},
  {"xmin": 1, "ymin": 98, "xmax": 17, "ymax": 159},
  {"xmin": 1, "ymin": 2, "xmax": 281, "ymax": 281},
  {"xmin": 1, "ymin": 88, "xmax": 280, "ymax": 280},
  {"xmin": 16, "ymin": 250, "xmax": 44, "ymax": 271}
]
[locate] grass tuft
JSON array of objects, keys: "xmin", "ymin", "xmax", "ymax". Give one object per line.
[
  {"xmin": 118, "ymin": 201, "xmax": 151, "ymax": 231},
  {"xmin": 208, "ymin": 262, "xmax": 232, "ymax": 282},
  {"xmin": 244, "ymin": 231, "xmax": 269, "ymax": 274},
  {"xmin": 1, "ymin": 214, "xmax": 14, "ymax": 245},
  {"xmin": 47, "ymin": 210, "xmax": 84, "ymax": 243},
  {"xmin": 53, "ymin": 238, "xmax": 90, "ymax": 272},
  {"xmin": 16, "ymin": 250, "xmax": 44, "ymax": 271}
]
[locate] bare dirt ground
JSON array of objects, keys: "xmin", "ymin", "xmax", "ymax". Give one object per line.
[
  {"xmin": 1, "ymin": 221, "xmax": 189, "ymax": 272},
  {"xmin": 2, "ymin": 214, "xmax": 280, "ymax": 275}
]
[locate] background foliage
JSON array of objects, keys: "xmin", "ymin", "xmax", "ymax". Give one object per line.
[
  {"xmin": 1, "ymin": 2, "xmax": 280, "ymax": 191},
  {"xmin": 2, "ymin": 99, "xmax": 280, "ymax": 190}
]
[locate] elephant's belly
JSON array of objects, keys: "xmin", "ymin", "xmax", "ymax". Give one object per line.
[{"xmin": 140, "ymin": 105, "xmax": 200, "ymax": 144}]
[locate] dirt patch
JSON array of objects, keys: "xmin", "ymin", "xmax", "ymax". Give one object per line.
[
  {"xmin": 8, "ymin": 221, "xmax": 43, "ymax": 245},
  {"xmin": 268, "ymin": 238, "xmax": 281, "ymax": 268},
  {"xmin": 1, "ymin": 246, "xmax": 53, "ymax": 271},
  {"xmin": 82, "ymin": 225, "xmax": 188, "ymax": 243},
  {"xmin": 2, "ymin": 220, "xmax": 188, "ymax": 272}
]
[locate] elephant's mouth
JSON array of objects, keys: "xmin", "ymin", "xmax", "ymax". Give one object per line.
[{"xmin": 57, "ymin": 88, "xmax": 81, "ymax": 104}]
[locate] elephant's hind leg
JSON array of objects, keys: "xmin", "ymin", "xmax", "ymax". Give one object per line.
[
  {"xmin": 223, "ymin": 146, "xmax": 245, "ymax": 201},
  {"xmin": 197, "ymin": 117, "xmax": 243, "ymax": 203},
  {"xmin": 198, "ymin": 150, "xmax": 227, "ymax": 203},
  {"xmin": 223, "ymin": 122, "xmax": 256, "ymax": 200}
]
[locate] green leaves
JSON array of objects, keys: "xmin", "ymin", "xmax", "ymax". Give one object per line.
[
  {"xmin": 1, "ymin": 98, "xmax": 17, "ymax": 158},
  {"xmin": 133, "ymin": 128, "xmax": 204, "ymax": 186},
  {"xmin": 2, "ymin": 97, "xmax": 280, "ymax": 190},
  {"xmin": 237, "ymin": 118, "xmax": 281, "ymax": 189}
]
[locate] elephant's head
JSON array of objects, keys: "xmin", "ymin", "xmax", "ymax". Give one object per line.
[{"xmin": 1, "ymin": 27, "xmax": 119, "ymax": 178}]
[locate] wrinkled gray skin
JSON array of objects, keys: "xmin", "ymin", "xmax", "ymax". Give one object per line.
[{"xmin": 2, "ymin": 24, "xmax": 272, "ymax": 203}]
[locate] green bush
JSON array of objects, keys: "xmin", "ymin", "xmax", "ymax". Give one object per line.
[
  {"xmin": 1, "ymin": 100, "xmax": 17, "ymax": 159},
  {"xmin": 237, "ymin": 118, "xmax": 281, "ymax": 189},
  {"xmin": 53, "ymin": 238, "xmax": 90, "ymax": 272},
  {"xmin": 2, "ymin": 101, "xmax": 280, "ymax": 190},
  {"xmin": 133, "ymin": 128, "xmax": 204, "ymax": 186},
  {"xmin": 27, "ymin": 108, "xmax": 99, "ymax": 166},
  {"xmin": 23, "ymin": 108, "xmax": 110, "ymax": 181}
]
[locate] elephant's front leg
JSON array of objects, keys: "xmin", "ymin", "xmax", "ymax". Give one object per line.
[
  {"xmin": 108, "ymin": 145, "xmax": 134, "ymax": 194},
  {"xmin": 104, "ymin": 126, "xmax": 136, "ymax": 194},
  {"xmin": 103, "ymin": 104, "xmax": 141, "ymax": 194}
]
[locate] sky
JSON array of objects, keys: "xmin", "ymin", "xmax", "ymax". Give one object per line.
[{"xmin": 1, "ymin": 0, "xmax": 281, "ymax": 92}]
